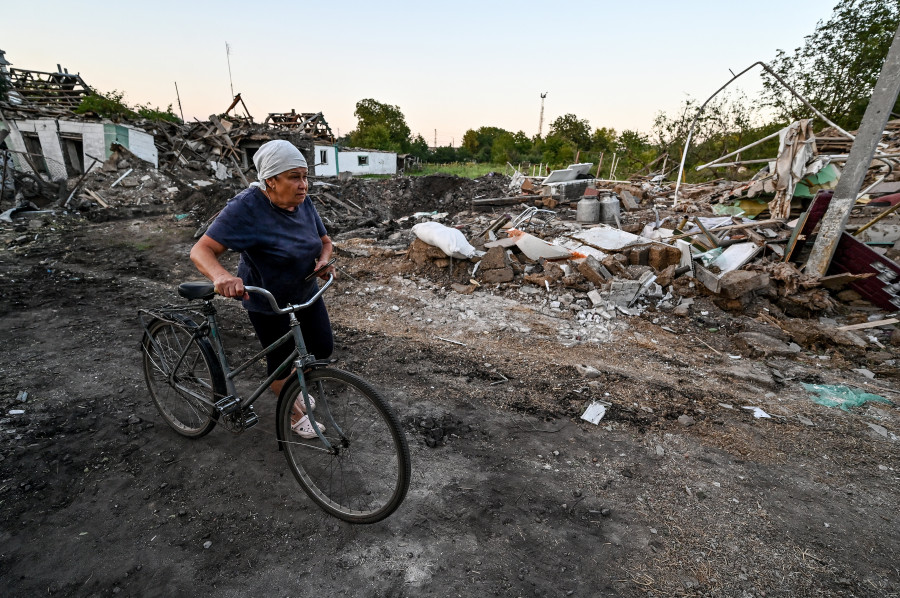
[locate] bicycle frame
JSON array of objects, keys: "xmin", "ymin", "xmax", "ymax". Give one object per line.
[{"xmin": 142, "ymin": 274, "xmax": 341, "ymax": 448}]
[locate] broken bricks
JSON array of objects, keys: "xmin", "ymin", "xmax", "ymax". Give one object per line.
[{"xmin": 478, "ymin": 246, "xmax": 515, "ymax": 284}]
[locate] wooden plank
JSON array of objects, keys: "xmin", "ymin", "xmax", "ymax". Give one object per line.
[
  {"xmin": 84, "ymin": 188, "xmax": 109, "ymax": 208},
  {"xmin": 471, "ymin": 195, "xmax": 539, "ymax": 206},
  {"xmin": 836, "ymin": 318, "xmax": 899, "ymax": 331}
]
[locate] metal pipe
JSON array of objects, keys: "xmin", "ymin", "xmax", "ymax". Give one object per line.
[
  {"xmin": 673, "ymin": 60, "xmax": 860, "ymax": 206},
  {"xmin": 694, "ymin": 130, "xmax": 781, "ymax": 171},
  {"xmin": 853, "ymin": 200, "xmax": 900, "ymax": 237}
]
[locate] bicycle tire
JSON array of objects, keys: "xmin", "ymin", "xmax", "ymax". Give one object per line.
[
  {"xmin": 277, "ymin": 368, "xmax": 411, "ymax": 524},
  {"xmin": 142, "ymin": 317, "xmax": 225, "ymax": 438}
]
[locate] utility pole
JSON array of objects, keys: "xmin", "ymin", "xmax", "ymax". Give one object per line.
[
  {"xmin": 174, "ymin": 81, "xmax": 185, "ymax": 123},
  {"xmin": 434, "ymin": 129, "xmax": 437, "ymax": 148},
  {"xmin": 806, "ymin": 24, "xmax": 900, "ymax": 276},
  {"xmin": 538, "ymin": 92, "xmax": 547, "ymax": 138},
  {"xmin": 225, "ymin": 42, "xmax": 234, "ymax": 98}
]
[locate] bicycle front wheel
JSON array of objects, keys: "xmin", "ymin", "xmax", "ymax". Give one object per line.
[
  {"xmin": 278, "ymin": 368, "xmax": 410, "ymax": 524},
  {"xmin": 142, "ymin": 317, "xmax": 224, "ymax": 438}
]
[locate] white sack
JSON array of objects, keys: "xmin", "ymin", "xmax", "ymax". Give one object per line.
[{"xmin": 412, "ymin": 222, "xmax": 477, "ymax": 259}]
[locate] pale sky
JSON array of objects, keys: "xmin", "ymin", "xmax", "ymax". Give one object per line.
[{"xmin": 5, "ymin": 0, "xmax": 836, "ymax": 146}]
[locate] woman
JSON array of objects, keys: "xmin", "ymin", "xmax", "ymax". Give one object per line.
[{"xmin": 190, "ymin": 140, "xmax": 335, "ymax": 438}]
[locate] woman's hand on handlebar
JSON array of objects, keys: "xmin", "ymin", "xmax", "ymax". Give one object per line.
[
  {"xmin": 313, "ymin": 256, "xmax": 336, "ymax": 280},
  {"xmin": 213, "ymin": 274, "xmax": 249, "ymax": 300}
]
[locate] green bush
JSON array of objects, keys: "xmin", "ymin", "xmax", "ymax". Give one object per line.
[{"xmin": 75, "ymin": 90, "xmax": 182, "ymax": 123}]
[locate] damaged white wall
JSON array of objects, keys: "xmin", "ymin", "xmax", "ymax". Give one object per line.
[
  {"xmin": 2, "ymin": 119, "xmax": 158, "ymax": 180},
  {"xmin": 313, "ymin": 145, "xmax": 396, "ymax": 177}
]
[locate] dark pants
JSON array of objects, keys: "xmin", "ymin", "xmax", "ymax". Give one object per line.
[{"xmin": 247, "ymin": 299, "xmax": 333, "ymax": 380}]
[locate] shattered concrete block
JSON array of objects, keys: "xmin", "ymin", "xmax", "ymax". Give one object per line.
[
  {"xmin": 656, "ymin": 264, "xmax": 677, "ymax": 288},
  {"xmin": 479, "ymin": 246, "xmax": 510, "ymax": 271},
  {"xmin": 451, "ymin": 283, "xmax": 477, "ymax": 295},
  {"xmin": 733, "ymin": 332, "xmax": 802, "ymax": 357},
  {"xmin": 608, "ymin": 280, "xmax": 642, "ymax": 307},
  {"xmin": 575, "ymin": 364, "xmax": 602, "ymax": 378},
  {"xmin": 723, "ymin": 361, "xmax": 777, "ymax": 388},
  {"xmin": 626, "ymin": 247, "xmax": 650, "ymax": 266},
  {"xmin": 577, "ymin": 256, "xmax": 607, "ymax": 286},
  {"xmin": 718, "ymin": 270, "xmax": 770, "ymax": 299},
  {"xmin": 481, "ymin": 266, "xmax": 514, "ymax": 284},
  {"xmin": 601, "ymin": 254, "xmax": 628, "ymax": 277},
  {"xmin": 619, "ymin": 189, "xmax": 640, "ymax": 211},
  {"xmin": 648, "ymin": 244, "xmax": 682, "ymax": 271},
  {"xmin": 587, "ymin": 290, "xmax": 604, "ymax": 306},
  {"xmin": 673, "ymin": 302, "xmax": 691, "ymax": 316}
]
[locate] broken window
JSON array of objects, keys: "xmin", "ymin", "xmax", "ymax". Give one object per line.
[
  {"xmin": 59, "ymin": 133, "xmax": 84, "ymax": 176},
  {"xmin": 358, "ymin": 155, "xmax": 368, "ymax": 166},
  {"xmin": 319, "ymin": 149, "xmax": 328, "ymax": 165},
  {"xmin": 21, "ymin": 133, "xmax": 48, "ymax": 175}
]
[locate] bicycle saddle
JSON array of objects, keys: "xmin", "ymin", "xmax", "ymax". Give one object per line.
[{"xmin": 178, "ymin": 281, "xmax": 216, "ymax": 300}]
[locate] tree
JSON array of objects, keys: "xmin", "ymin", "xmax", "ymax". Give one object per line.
[
  {"xmin": 762, "ymin": 0, "xmax": 900, "ymax": 129},
  {"xmin": 549, "ymin": 114, "xmax": 591, "ymax": 149},
  {"xmin": 459, "ymin": 126, "xmax": 512, "ymax": 162},
  {"xmin": 348, "ymin": 98, "xmax": 412, "ymax": 152},
  {"xmin": 540, "ymin": 135, "xmax": 577, "ymax": 169},
  {"xmin": 409, "ymin": 134, "xmax": 429, "ymax": 161},
  {"xmin": 491, "ymin": 132, "xmax": 519, "ymax": 164},
  {"xmin": 652, "ymin": 93, "xmax": 780, "ymax": 181},
  {"xmin": 590, "ymin": 127, "xmax": 617, "ymax": 155}
]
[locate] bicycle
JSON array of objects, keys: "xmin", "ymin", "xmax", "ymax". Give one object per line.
[{"xmin": 138, "ymin": 273, "xmax": 410, "ymax": 524}]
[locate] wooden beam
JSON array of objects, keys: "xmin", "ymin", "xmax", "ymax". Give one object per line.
[{"xmin": 806, "ymin": 24, "xmax": 900, "ymax": 276}]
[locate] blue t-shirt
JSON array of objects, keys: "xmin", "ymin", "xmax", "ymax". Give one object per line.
[{"xmin": 205, "ymin": 187, "xmax": 327, "ymax": 313}]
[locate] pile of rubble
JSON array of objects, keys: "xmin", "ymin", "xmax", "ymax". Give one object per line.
[{"xmin": 395, "ymin": 135, "xmax": 900, "ymax": 358}]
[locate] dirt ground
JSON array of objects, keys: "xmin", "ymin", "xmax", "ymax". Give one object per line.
[{"xmin": 1, "ymin": 197, "xmax": 899, "ymax": 597}]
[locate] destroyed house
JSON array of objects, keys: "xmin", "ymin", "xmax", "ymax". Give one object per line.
[{"xmin": 0, "ymin": 52, "xmax": 157, "ymax": 178}]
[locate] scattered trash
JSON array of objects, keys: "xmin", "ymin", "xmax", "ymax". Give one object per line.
[
  {"xmin": 866, "ymin": 422, "xmax": 889, "ymax": 437},
  {"xmin": 16, "ymin": 391, "xmax": 28, "ymax": 403},
  {"xmin": 8, "ymin": 409, "xmax": 25, "ymax": 415},
  {"xmin": 802, "ymin": 383, "xmax": 892, "ymax": 412},
  {"xmin": 742, "ymin": 406, "xmax": 772, "ymax": 419},
  {"xmin": 574, "ymin": 364, "xmax": 602, "ymax": 378},
  {"xmin": 581, "ymin": 401, "xmax": 611, "ymax": 425}
]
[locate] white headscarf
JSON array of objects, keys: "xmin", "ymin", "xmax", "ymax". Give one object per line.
[{"xmin": 251, "ymin": 140, "xmax": 308, "ymax": 189}]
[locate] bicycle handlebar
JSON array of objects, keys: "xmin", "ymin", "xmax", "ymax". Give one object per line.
[{"xmin": 244, "ymin": 273, "xmax": 335, "ymax": 315}]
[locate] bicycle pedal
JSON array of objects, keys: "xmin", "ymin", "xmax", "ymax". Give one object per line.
[
  {"xmin": 215, "ymin": 396, "xmax": 241, "ymax": 415},
  {"xmin": 242, "ymin": 409, "xmax": 259, "ymax": 429}
]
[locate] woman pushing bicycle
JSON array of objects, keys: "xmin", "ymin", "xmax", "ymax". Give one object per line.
[{"xmin": 189, "ymin": 140, "xmax": 335, "ymax": 439}]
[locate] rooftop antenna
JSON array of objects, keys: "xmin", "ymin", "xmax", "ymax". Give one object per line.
[
  {"xmin": 225, "ymin": 42, "xmax": 234, "ymax": 98},
  {"xmin": 538, "ymin": 92, "xmax": 547, "ymax": 138}
]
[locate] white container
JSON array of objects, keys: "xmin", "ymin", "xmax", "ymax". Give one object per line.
[
  {"xmin": 576, "ymin": 196, "xmax": 600, "ymax": 224},
  {"xmin": 599, "ymin": 195, "xmax": 620, "ymax": 225}
]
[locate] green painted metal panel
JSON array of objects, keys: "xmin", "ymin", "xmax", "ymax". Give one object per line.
[{"xmin": 103, "ymin": 124, "xmax": 131, "ymax": 158}]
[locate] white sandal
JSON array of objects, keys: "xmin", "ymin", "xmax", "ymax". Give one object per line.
[
  {"xmin": 291, "ymin": 414, "xmax": 325, "ymax": 439},
  {"xmin": 293, "ymin": 393, "xmax": 316, "ymax": 414}
]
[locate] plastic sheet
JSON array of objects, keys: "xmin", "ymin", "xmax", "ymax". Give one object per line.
[{"xmin": 802, "ymin": 383, "xmax": 892, "ymax": 412}]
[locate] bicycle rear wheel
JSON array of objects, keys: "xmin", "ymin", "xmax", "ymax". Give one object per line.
[
  {"xmin": 142, "ymin": 317, "xmax": 224, "ymax": 438},
  {"xmin": 278, "ymin": 368, "xmax": 410, "ymax": 524}
]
